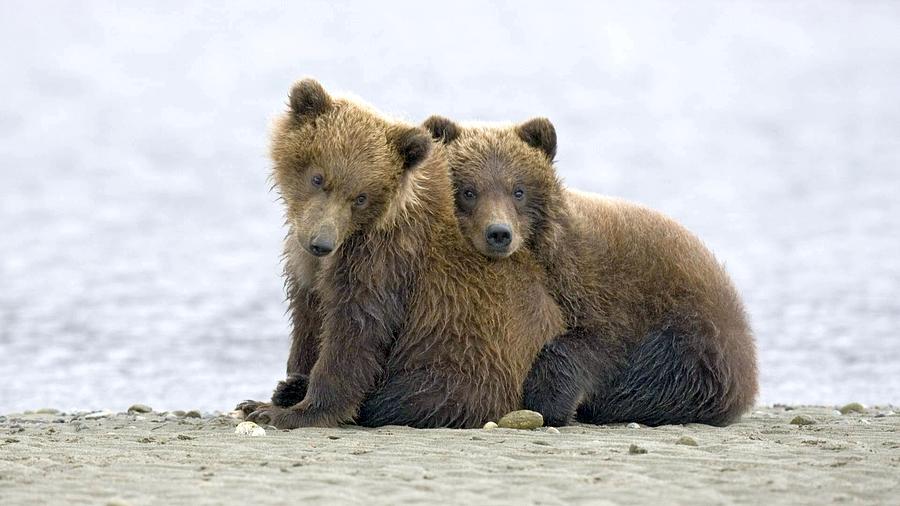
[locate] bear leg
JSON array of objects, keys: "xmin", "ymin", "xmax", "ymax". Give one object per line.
[
  {"xmin": 523, "ymin": 327, "xmax": 620, "ymax": 426},
  {"xmin": 577, "ymin": 327, "xmax": 739, "ymax": 426}
]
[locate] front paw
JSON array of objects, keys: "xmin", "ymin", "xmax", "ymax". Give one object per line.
[
  {"xmin": 235, "ymin": 399, "xmax": 271, "ymax": 418},
  {"xmin": 246, "ymin": 405, "xmax": 305, "ymax": 429},
  {"xmin": 272, "ymin": 375, "xmax": 309, "ymax": 407}
]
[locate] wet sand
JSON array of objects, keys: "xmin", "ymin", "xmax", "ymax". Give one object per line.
[{"xmin": 1, "ymin": 405, "xmax": 897, "ymax": 505}]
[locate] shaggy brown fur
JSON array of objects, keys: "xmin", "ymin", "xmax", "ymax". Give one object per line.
[
  {"xmin": 423, "ymin": 115, "xmax": 758, "ymax": 427},
  {"xmin": 236, "ymin": 80, "xmax": 563, "ymax": 429}
]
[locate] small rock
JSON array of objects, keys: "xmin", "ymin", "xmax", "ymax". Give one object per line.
[
  {"xmin": 497, "ymin": 410, "xmax": 543, "ymax": 430},
  {"xmin": 626, "ymin": 422, "xmax": 640, "ymax": 429},
  {"xmin": 184, "ymin": 410, "xmax": 202, "ymax": 419},
  {"xmin": 84, "ymin": 410, "xmax": 113, "ymax": 420},
  {"xmin": 127, "ymin": 404, "xmax": 153, "ymax": 414},
  {"xmin": 831, "ymin": 410, "xmax": 843, "ymax": 416},
  {"xmin": 839, "ymin": 403, "xmax": 865, "ymax": 415},
  {"xmin": 177, "ymin": 434, "xmax": 195, "ymax": 440},
  {"xmin": 628, "ymin": 444, "xmax": 648, "ymax": 454},
  {"xmin": 483, "ymin": 421, "xmax": 498, "ymax": 430},
  {"xmin": 676, "ymin": 435, "xmax": 698, "ymax": 446},
  {"xmin": 546, "ymin": 427, "xmax": 560, "ymax": 434},
  {"xmin": 234, "ymin": 421, "xmax": 266, "ymax": 437},
  {"xmin": 790, "ymin": 415, "xmax": 816, "ymax": 426},
  {"xmin": 172, "ymin": 410, "xmax": 186, "ymax": 417},
  {"xmin": 35, "ymin": 408, "xmax": 60, "ymax": 415}
]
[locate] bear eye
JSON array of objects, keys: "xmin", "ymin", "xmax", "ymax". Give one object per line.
[
  {"xmin": 311, "ymin": 174, "xmax": 324, "ymax": 188},
  {"xmin": 463, "ymin": 189, "xmax": 477, "ymax": 200},
  {"xmin": 513, "ymin": 188, "xmax": 525, "ymax": 200},
  {"xmin": 354, "ymin": 194, "xmax": 368, "ymax": 207}
]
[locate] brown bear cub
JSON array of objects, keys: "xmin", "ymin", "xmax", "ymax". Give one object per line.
[
  {"xmin": 423, "ymin": 115, "xmax": 758, "ymax": 427},
  {"xmin": 237, "ymin": 80, "xmax": 563, "ymax": 429}
]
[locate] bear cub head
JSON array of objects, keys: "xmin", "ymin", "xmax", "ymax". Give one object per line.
[
  {"xmin": 271, "ymin": 79, "xmax": 432, "ymax": 258},
  {"xmin": 423, "ymin": 115, "xmax": 563, "ymax": 259}
]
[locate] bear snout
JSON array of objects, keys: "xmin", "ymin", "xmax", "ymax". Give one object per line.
[
  {"xmin": 485, "ymin": 223, "xmax": 513, "ymax": 250},
  {"xmin": 308, "ymin": 235, "xmax": 335, "ymax": 257}
]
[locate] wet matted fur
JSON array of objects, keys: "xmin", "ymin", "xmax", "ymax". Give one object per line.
[{"xmin": 237, "ymin": 80, "xmax": 563, "ymax": 429}]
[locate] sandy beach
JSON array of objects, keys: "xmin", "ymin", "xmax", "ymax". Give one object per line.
[{"xmin": 1, "ymin": 405, "xmax": 897, "ymax": 505}]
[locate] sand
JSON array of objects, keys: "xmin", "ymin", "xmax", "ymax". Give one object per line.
[{"xmin": 1, "ymin": 406, "xmax": 898, "ymax": 505}]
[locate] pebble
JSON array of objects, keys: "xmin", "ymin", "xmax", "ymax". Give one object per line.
[
  {"xmin": 790, "ymin": 415, "xmax": 817, "ymax": 426},
  {"xmin": 839, "ymin": 402, "xmax": 865, "ymax": 415},
  {"xmin": 626, "ymin": 422, "xmax": 640, "ymax": 429},
  {"xmin": 497, "ymin": 410, "xmax": 544, "ymax": 430},
  {"xmin": 676, "ymin": 435, "xmax": 698, "ymax": 446},
  {"xmin": 482, "ymin": 421, "xmax": 498, "ymax": 430},
  {"xmin": 184, "ymin": 410, "xmax": 202, "ymax": 419},
  {"xmin": 546, "ymin": 427, "xmax": 560, "ymax": 434},
  {"xmin": 831, "ymin": 410, "xmax": 843, "ymax": 416},
  {"xmin": 84, "ymin": 410, "xmax": 114, "ymax": 420},
  {"xmin": 35, "ymin": 408, "xmax": 60, "ymax": 414},
  {"xmin": 172, "ymin": 410, "xmax": 186, "ymax": 417},
  {"xmin": 234, "ymin": 421, "xmax": 266, "ymax": 437},
  {"xmin": 628, "ymin": 444, "xmax": 648, "ymax": 454},
  {"xmin": 127, "ymin": 404, "xmax": 153, "ymax": 414}
]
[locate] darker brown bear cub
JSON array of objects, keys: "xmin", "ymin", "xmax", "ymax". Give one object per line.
[
  {"xmin": 237, "ymin": 80, "xmax": 563, "ymax": 429},
  {"xmin": 423, "ymin": 115, "xmax": 758, "ymax": 427}
]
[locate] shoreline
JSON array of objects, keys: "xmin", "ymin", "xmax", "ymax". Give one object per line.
[{"xmin": 1, "ymin": 405, "xmax": 898, "ymax": 505}]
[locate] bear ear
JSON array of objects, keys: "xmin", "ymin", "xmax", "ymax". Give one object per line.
[
  {"xmin": 288, "ymin": 78, "xmax": 332, "ymax": 120},
  {"xmin": 389, "ymin": 127, "xmax": 433, "ymax": 171},
  {"xmin": 515, "ymin": 117, "xmax": 557, "ymax": 161},
  {"xmin": 422, "ymin": 115, "xmax": 460, "ymax": 144}
]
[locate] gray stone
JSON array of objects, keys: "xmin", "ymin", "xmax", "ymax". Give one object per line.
[
  {"xmin": 184, "ymin": 410, "xmax": 202, "ymax": 419},
  {"xmin": 790, "ymin": 415, "xmax": 817, "ymax": 425},
  {"xmin": 839, "ymin": 402, "xmax": 865, "ymax": 415},
  {"xmin": 497, "ymin": 410, "xmax": 544, "ymax": 430},
  {"xmin": 629, "ymin": 444, "xmax": 648, "ymax": 454},
  {"xmin": 84, "ymin": 410, "xmax": 113, "ymax": 420},
  {"xmin": 234, "ymin": 421, "xmax": 266, "ymax": 436},
  {"xmin": 482, "ymin": 421, "xmax": 498, "ymax": 430},
  {"xmin": 127, "ymin": 404, "xmax": 153, "ymax": 414},
  {"xmin": 676, "ymin": 435, "xmax": 698, "ymax": 446}
]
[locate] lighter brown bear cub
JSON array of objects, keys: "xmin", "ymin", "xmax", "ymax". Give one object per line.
[
  {"xmin": 238, "ymin": 80, "xmax": 563, "ymax": 429},
  {"xmin": 424, "ymin": 115, "xmax": 758, "ymax": 426}
]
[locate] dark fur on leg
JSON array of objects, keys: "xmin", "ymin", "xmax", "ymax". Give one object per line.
[
  {"xmin": 578, "ymin": 327, "xmax": 739, "ymax": 427},
  {"xmin": 523, "ymin": 327, "xmax": 623, "ymax": 426},
  {"xmin": 271, "ymin": 374, "xmax": 309, "ymax": 407}
]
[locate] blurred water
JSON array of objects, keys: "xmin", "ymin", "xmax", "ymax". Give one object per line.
[{"xmin": 1, "ymin": 1, "xmax": 898, "ymax": 413}]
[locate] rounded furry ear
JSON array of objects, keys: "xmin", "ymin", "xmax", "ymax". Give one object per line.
[
  {"xmin": 389, "ymin": 127, "xmax": 433, "ymax": 171},
  {"xmin": 422, "ymin": 115, "xmax": 460, "ymax": 143},
  {"xmin": 515, "ymin": 117, "xmax": 557, "ymax": 161},
  {"xmin": 289, "ymin": 78, "xmax": 332, "ymax": 119}
]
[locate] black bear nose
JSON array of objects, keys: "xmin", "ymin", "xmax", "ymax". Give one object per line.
[
  {"xmin": 485, "ymin": 224, "xmax": 512, "ymax": 249},
  {"xmin": 309, "ymin": 237, "xmax": 334, "ymax": 257}
]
